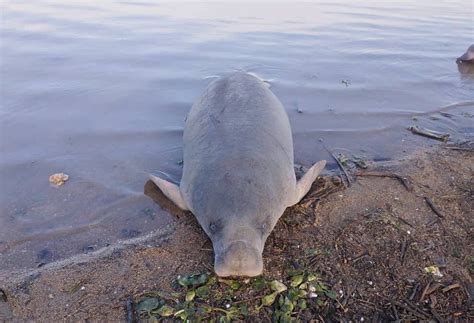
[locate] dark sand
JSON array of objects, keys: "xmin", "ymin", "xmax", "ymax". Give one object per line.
[{"xmin": 1, "ymin": 145, "xmax": 472, "ymax": 321}]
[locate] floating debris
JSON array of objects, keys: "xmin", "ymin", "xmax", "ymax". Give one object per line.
[
  {"xmin": 321, "ymin": 142, "xmax": 352, "ymax": 187},
  {"xmin": 337, "ymin": 153, "xmax": 349, "ymax": 166},
  {"xmin": 49, "ymin": 173, "xmax": 69, "ymax": 186},
  {"xmin": 407, "ymin": 125, "xmax": 450, "ymax": 142},
  {"xmin": 341, "ymin": 79, "xmax": 351, "ymax": 87},
  {"xmin": 352, "ymin": 155, "xmax": 369, "ymax": 169}
]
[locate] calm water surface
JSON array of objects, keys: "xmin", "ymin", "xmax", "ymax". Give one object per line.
[{"xmin": 1, "ymin": 0, "xmax": 473, "ymax": 273}]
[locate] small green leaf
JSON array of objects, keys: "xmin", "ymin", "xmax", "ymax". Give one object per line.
[
  {"xmin": 155, "ymin": 304, "xmax": 174, "ymax": 317},
  {"xmin": 195, "ymin": 285, "xmax": 210, "ymax": 299},
  {"xmin": 230, "ymin": 280, "xmax": 240, "ymax": 290},
  {"xmin": 225, "ymin": 307, "xmax": 241, "ymax": 320},
  {"xmin": 280, "ymin": 296, "xmax": 294, "ymax": 314},
  {"xmin": 305, "ymin": 248, "xmax": 319, "ymax": 256},
  {"xmin": 269, "ymin": 280, "xmax": 287, "ymax": 293},
  {"xmin": 287, "ymin": 288, "xmax": 305, "ymax": 301},
  {"xmin": 218, "ymin": 279, "xmax": 241, "ymax": 290},
  {"xmin": 290, "ymin": 274, "xmax": 304, "ymax": 287},
  {"xmin": 177, "ymin": 275, "xmax": 189, "ymax": 287},
  {"xmin": 324, "ymin": 289, "xmax": 338, "ymax": 300},
  {"xmin": 306, "ymin": 273, "xmax": 317, "ymax": 282},
  {"xmin": 177, "ymin": 273, "xmax": 209, "ymax": 288},
  {"xmin": 287, "ymin": 288, "xmax": 298, "ymax": 301},
  {"xmin": 206, "ymin": 276, "xmax": 217, "ymax": 286},
  {"xmin": 314, "ymin": 282, "xmax": 327, "ymax": 292},
  {"xmin": 239, "ymin": 304, "xmax": 249, "ymax": 317},
  {"xmin": 424, "ymin": 265, "xmax": 443, "ymax": 278},
  {"xmin": 136, "ymin": 297, "xmax": 160, "ymax": 313},
  {"xmin": 299, "ymin": 282, "xmax": 308, "ymax": 290},
  {"xmin": 261, "ymin": 292, "xmax": 278, "ymax": 306},
  {"xmin": 185, "ymin": 290, "xmax": 195, "ymax": 302},
  {"xmin": 171, "ymin": 292, "xmax": 181, "ymax": 299},
  {"xmin": 198, "ymin": 305, "xmax": 213, "ymax": 314},
  {"xmin": 252, "ymin": 277, "xmax": 266, "ymax": 291},
  {"xmin": 298, "ymin": 299, "xmax": 307, "ymax": 309}
]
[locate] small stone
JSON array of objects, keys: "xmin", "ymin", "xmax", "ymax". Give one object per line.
[
  {"xmin": 83, "ymin": 245, "xmax": 94, "ymax": 253},
  {"xmin": 0, "ymin": 289, "xmax": 7, "ymax": 302},
  {"xmin": 331, "ymin": 176, "xmax": 342, "ymax": 185}
]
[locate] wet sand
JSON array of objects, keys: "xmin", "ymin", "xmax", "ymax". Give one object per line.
[{"xmin": 1, "ymin": 143, "xmax": 472, "ymax": 321}]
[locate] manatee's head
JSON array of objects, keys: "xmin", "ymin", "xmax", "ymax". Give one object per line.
[
  {"xmin": 197, "ymin": 209, "xmax": 282, "ymax": 277},
  {"xmin": 457, "ymin": 44, "xmax": 474, "ymax": 63}
]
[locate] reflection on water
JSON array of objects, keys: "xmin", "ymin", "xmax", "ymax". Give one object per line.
[
  {"xmin": 458, "ymin": 62, "xmax": 474, "ymax": 78},
  {"xmin": 1, "ymin": 0, "xmax": 473, "ymax": 273}
]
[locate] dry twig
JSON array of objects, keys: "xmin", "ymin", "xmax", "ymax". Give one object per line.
[
  {"xmin": 355, "ymin": 171, "xmax": 413, "ymax": 191},
  {"xmin": 424, "ymin": 197, "xmax": 444, "ymax": 218}
]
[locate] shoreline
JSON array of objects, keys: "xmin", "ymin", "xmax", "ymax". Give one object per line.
[{"xmin": 1, "ymin": 143, "xmax": 472, "ymax": 321}]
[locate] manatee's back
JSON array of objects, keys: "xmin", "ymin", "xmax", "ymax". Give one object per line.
[{"xmin": 181, "ymin": 72, "xmax": 296, "ymax": 216}]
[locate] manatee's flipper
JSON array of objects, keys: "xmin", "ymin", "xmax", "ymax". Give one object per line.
[
  {"xmin": 289, "ymin": 160, "xmax": 326, "ymax": 206},
  {"xmin": 149, "ymin": 174, "xmax": 189, "ymax": 210}
]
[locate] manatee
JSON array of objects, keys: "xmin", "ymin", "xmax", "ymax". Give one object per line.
[
  {"xmin": 457, "ymin": 44, "xmax": 474, "ymax": 63},
  {"xmin": 150, "ymin": 72, "xmax": 326, "ymax": 276}
]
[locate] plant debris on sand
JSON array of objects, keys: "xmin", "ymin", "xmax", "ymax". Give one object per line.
[
  {"xmin": 134, "ymin": 270, "xmax": 339, "ymax": 322},
  {"xmin": 1, "ymin": 146, "xmax": 473, "ymax": 321}
]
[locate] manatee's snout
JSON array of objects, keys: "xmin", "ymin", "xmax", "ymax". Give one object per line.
[{"xmin": 214, "ymin": 241, "xmax": 263, "ymax": 277}]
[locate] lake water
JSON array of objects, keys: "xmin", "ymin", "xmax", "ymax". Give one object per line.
[{"xmin": 1, "ymin": 0, "xmax": 473, "ymax": 274}]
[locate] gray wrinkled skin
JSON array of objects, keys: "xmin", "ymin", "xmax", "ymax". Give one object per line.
[
  {"xmin": 150, "ymin": 72, "xmax": 325, "ymax": 276},
  {"xmin": 457, "ymin": 44, "xmax": 474, "ymax": 63}
]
